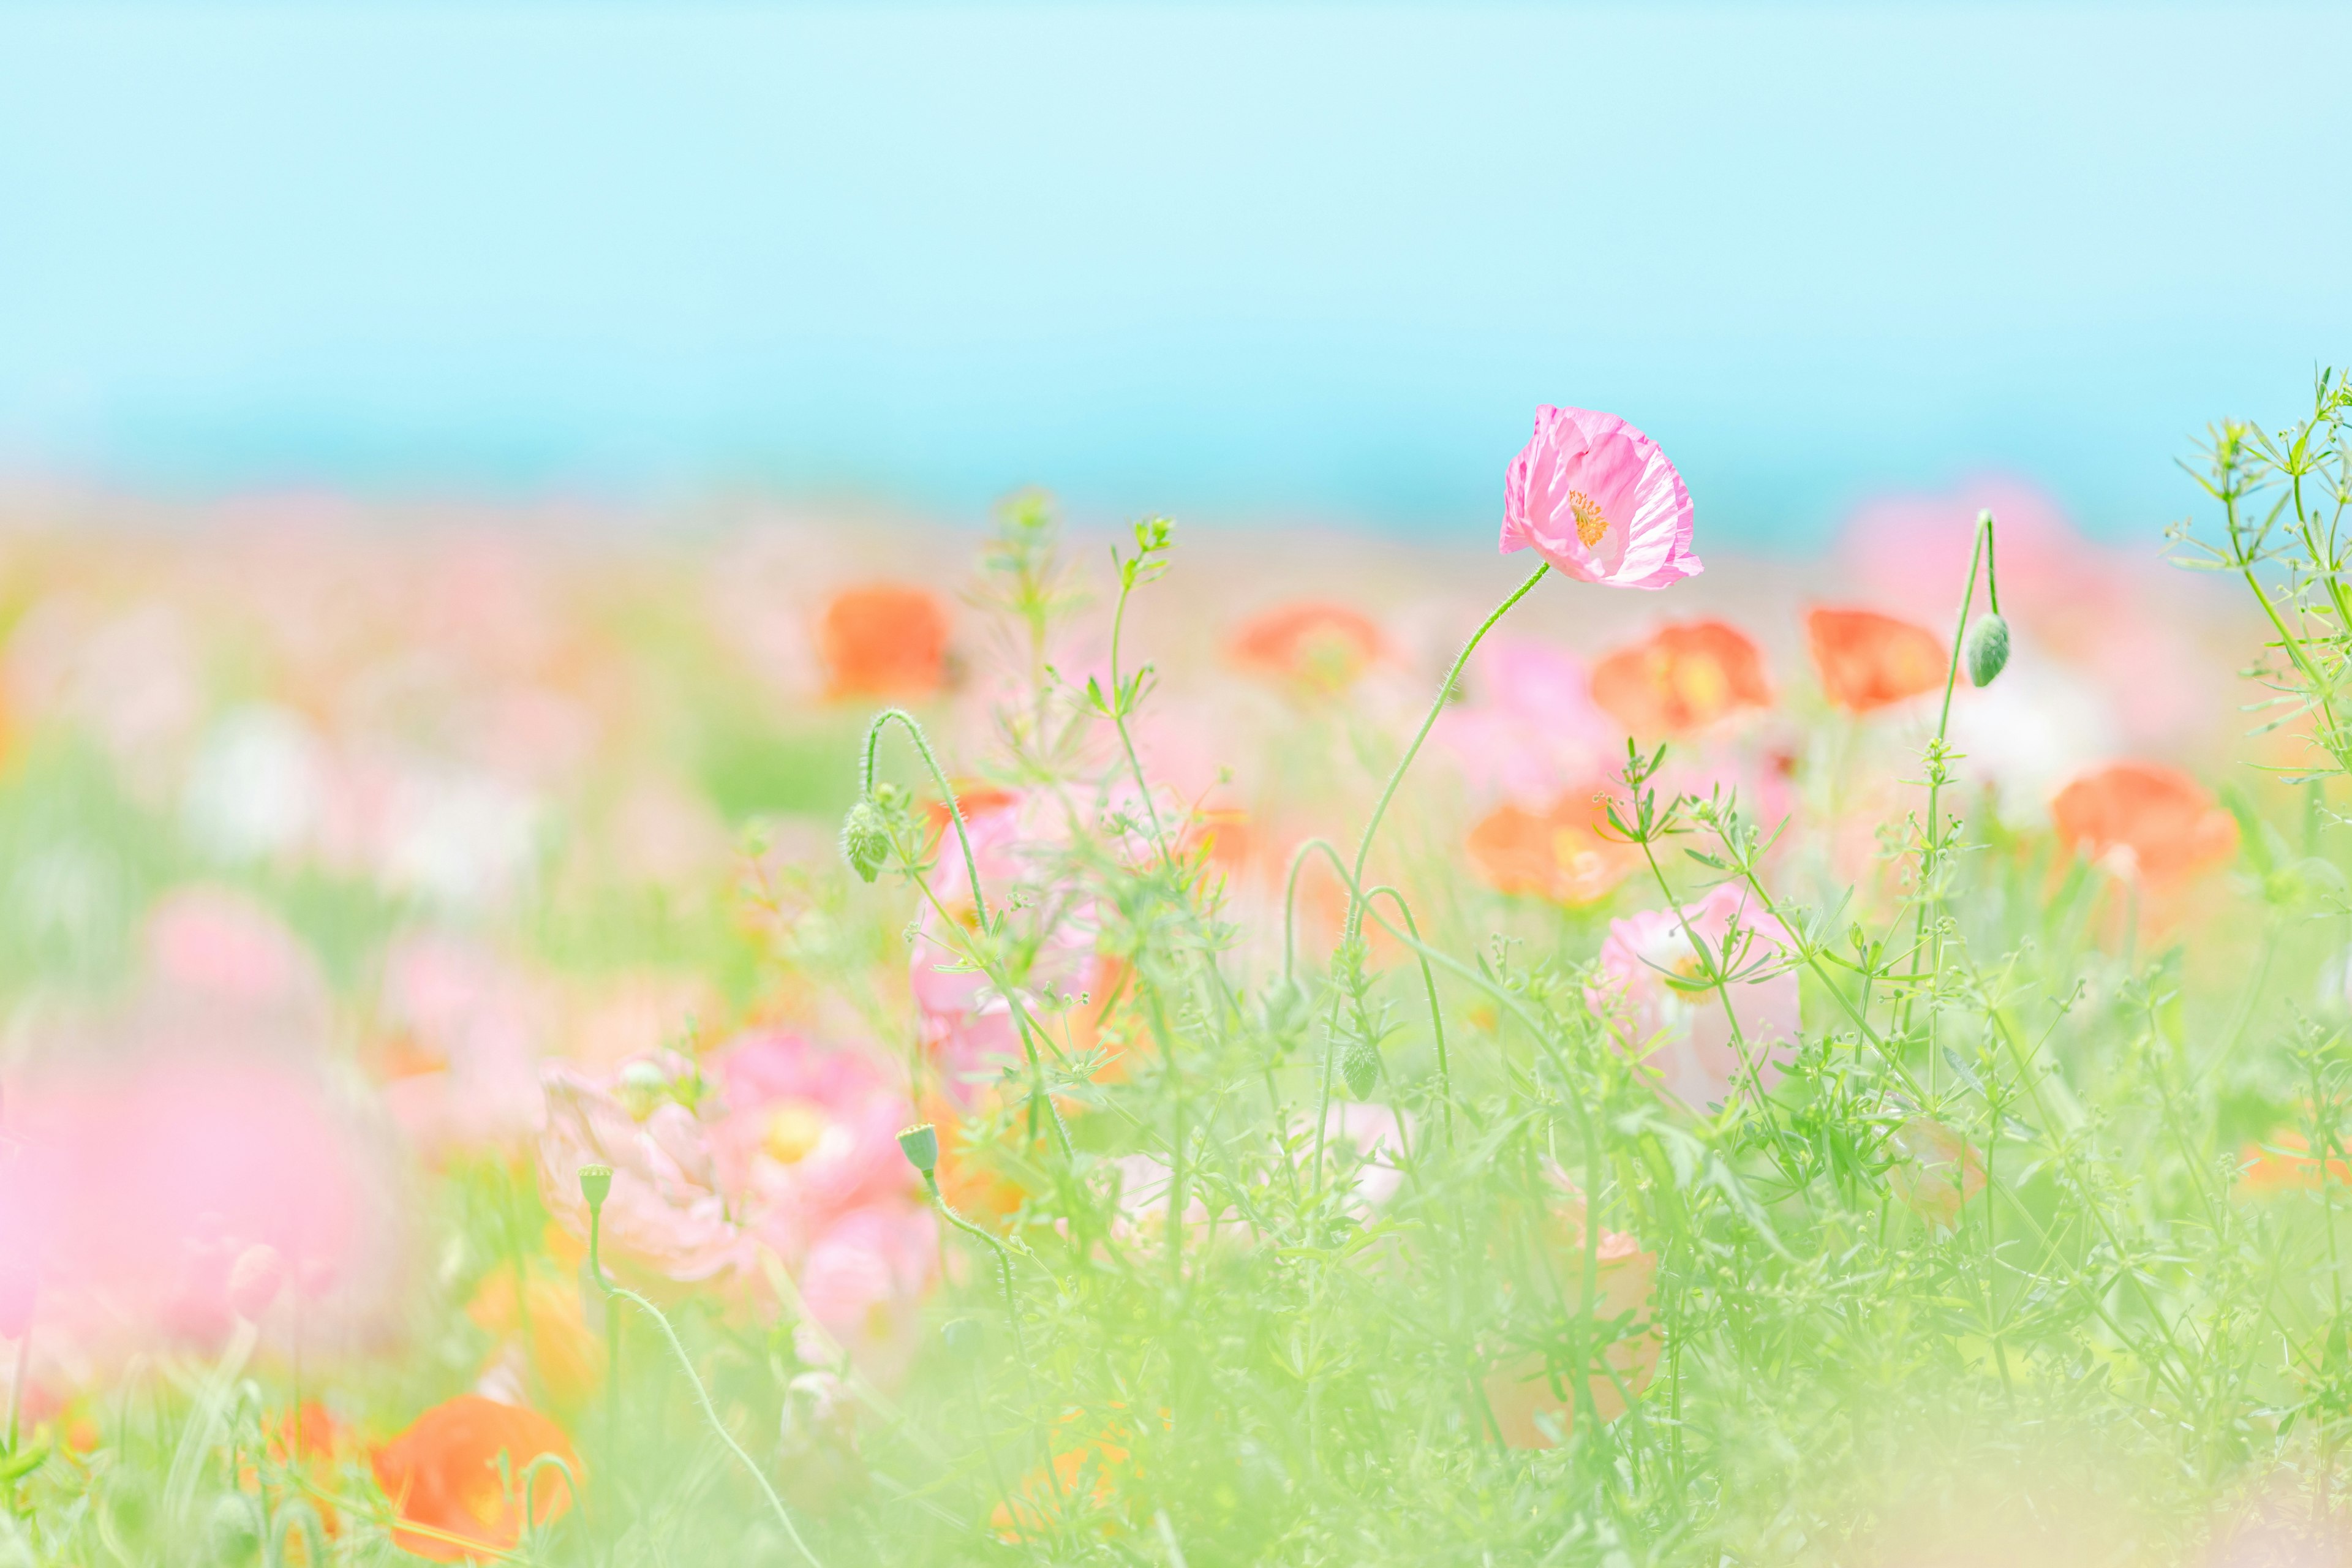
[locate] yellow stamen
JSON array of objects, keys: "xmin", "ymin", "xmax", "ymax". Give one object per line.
[
  {"xmin": 763, "ymin": 1100, "xmax": 829, "ymax": 1165},
  {"xmin": 1570, "ymin": 490, "xmax": 1608, "ymax": 548}
]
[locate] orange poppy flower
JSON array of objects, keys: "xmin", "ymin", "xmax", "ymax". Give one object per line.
[
  {"xmin": 242, "ymin": 1402, "xmax": 345, "ymax": 1558},
  {"xmin": 2050, "ymin": 761, "xmax": 2237, "ymax": 887},
  {"xmin": 1226, "ymin": 602, "xmax": 1385, "ymax": 693},
  {"xmin": 466, "ymin": 1272, "xmax": 603, "ymax": 1411},
  {"xmin": 1465, "ymin": 793, "xmax": 1638, "ymax": 906},
  {"xmin": 371, "ymin": 1396, "xmax": 582, "ymax": 1562},
  {"xmin": 990, "ymin": 1412, "xmax": 1156, "ymax": 1542},
  {"xmin": 1805, "ymin": 608, "xmax": 1948, "ymax": 712},
  {"xmin": 1589, "ymin": 620, "xmax": 1771, "ymax": 737},
  {"xmin": 1481, "ymin": 1234, "xmax": 1660, "ymax": 1449},
  {"xmin": 2239, "ymin": 1129, "xmax": 2352, "ymax": 1193},
  {"xmin": 817, "ymin": 584, "xmax": 951, "ymax": 699}
]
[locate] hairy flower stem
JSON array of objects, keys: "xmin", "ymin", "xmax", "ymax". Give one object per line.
[
  {"xmin": 584, "ymin": 1177, "xmax": 826, "ymax": 1568},
  {"xmin": 861, "ymin": 707, "xmax": 990, "ymax": 930},
  {"xmin": 923, "ymin": 1175, "xmax": 1065, "ymax": 1506},
  {"xmin": 1900, "ymin": 511, "xmax": 1994, "ymax": 1041},
  {"xmin": 1343, "ymin": 562, "xmax": 1548, "ymax": 944}
]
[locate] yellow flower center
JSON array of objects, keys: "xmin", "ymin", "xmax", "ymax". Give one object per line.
[
  {"xmin": 763, "ymin": 1100, "xmax": 829, "ymax": 1165},
  {"xmin": 1570, "ymin": 490, "xmax": 1608, "ymax": 548}
]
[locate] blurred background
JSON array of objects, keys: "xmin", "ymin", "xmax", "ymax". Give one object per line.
[{"xmin": 4, "ymin": 1, "xmax": 2348, "ymax": 544}]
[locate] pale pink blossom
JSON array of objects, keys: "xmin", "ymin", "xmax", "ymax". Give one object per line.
[
  {"xmin": 0, "ymin": 1046, "xmax": 405, "ymax": 1354},
  {"xmin": 1500, "ymin": 407, "xmax": 1700, "ymax": 590},
  {"xmin": 375, "ymin": 933, "xmax": 548, "ymax": 1155},
  {"xmin": 538, "ymin": 1058, "xmax": 745, "ymax": 1283},
  {"xmin": 1588, "ymin": 884, "xmax": 1800, "ymax": 1110},
  {"xmin": 790, "ymin": 1204, "xmax": 939, "ymax": 1387},
  {"xmin": 911, "ymin": 792, "xmax": 1108, "ymax": 1106},
  {"xmin": 1885, "ymin": 1117, "xmax": 1986, "ymax": 1229},
  {"xmin": 711, "ymin": 1030, "xmax": 921, "ymax": 1262},
  {"xmin": 143, "ymin": 886, "xmax": 329, "ymax": 1026}
]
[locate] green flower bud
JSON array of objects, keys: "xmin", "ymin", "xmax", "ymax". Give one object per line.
[
  {"xmin": 1341, "ymin": 1036, "xmax": 1381, "ymax": 1100},
  {"xmin": 897, "ymin": 1123, "xmax": 940, "ymax": 1178},
  {"xmin": 842, "ymin": 799, "xmax": 891, "ymax": 883},
  {"xmin": 1964, "ymin": 612, "xmax": 2010, "ymax": 688},
  {"xmin": 578, "ymin": 1163, "xmax": 613, "ymax": 1212}
]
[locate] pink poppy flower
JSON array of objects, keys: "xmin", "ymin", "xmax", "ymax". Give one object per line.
[
  {"xmin": 709, "ymin": 1030, "xmax": 921, "ymax": 1262},
  {"xmin": 375, "ymin": 932, "xmax": 547, "ymax": 1156},
  {"xmin": 911, "ymin": 791, "xmax": 1112, "ymax": 1106},
  {"xmin": 790, "ymin": 1203, "xmax": 939, "ymax": 1387},
  {"xmin": 1433, "ymin": 639, "xmax": 1619, "ymax": 810},
  {"xmin": 1500, "ymin": 407, "xmax": 1700, "ymax": 590},
  {"xmin": 143, "ymin": 886, "xmax": 330, "ymax": 1027},
  {"xmin": 1885, "ymin": 1117, "xmax": 1986, "ymax": 1229},
  {"xmin": 1588, "ymin": 884, "xmax": 1800, "ymax": 1110},
  {"xmin": 538, "ymin": 1058, "xmax": 745, "ymax": 1284},
  {"xmin": 1, "ymin": 1046, "xmax": 404, "ymax": 1354}
]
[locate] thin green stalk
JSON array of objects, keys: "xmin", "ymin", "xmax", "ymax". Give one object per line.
[
  {"xmin": 1343, "ymin": 562, "xmax": 1548, "ymax": 943},
  {"xmin": 1901, "ymin": 512, "xmax": 1990, "ymax": 1038},
  {"xmin": 583, "ymin": 1177, "xmax": 825, "ymax": 1568}
]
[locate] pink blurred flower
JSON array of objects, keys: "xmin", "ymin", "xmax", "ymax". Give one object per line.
[
  {"xmin": 375, "ymin": 933, "xmax": 547, "ymax": 1155},
  {"xmin": 226, "ymin": 1242, "xmax": 287, "ymax": 1320},
  {"xmin": 710, "ymin": 1030, "xmax": 921, "ymax": 1262},
  {"xmin": 1434, "ymin": 639, "xmax": 1619, "ymax": 810},
  {"xmin": 1588, "ymin": 884, "xmax": 1800, "ymax": 1110},
  {"xmin": 1325, "ymin": 1103, "xmax": 1414, "ymax": 1216},
  {"xmin": 1500, "ymin": 407, "xmax": 1700, "ymax": 590},
  {"xmin": 1885, "ymin": 1117, "xmax": 1986, "ymax": 1229},
  {"xmin": 911, "ymin": 791, "xmax": 1111, "ymax": 1106},
  {"xmin": 791, "ymin": 1204, "xmax": 939, "ymax": 1387},
  {"xmin": 538, "ymin": 1058, "xmax": 745, "ymax": 1283},
  {"xmin": 0, "ymin": 1046, "xmax": 404, "ymax": 1352},
  {"xmin": 143, "ymin": 886, "xmax": 329, "ymax": 1026}
]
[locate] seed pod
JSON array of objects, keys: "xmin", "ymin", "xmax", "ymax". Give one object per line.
[
  {"xmin": 1341, "ymin": 1035, "xmax": 1381, "ymax": 1099},
  {"xmin": 1964, "ymin": 612, "xmax": 2010, "ymax": 687},
  {"xmin": 578, "ymin": 1163, "xmax": 613, "ymax": 1211},
  {"xmin": 897, "ymin": 1122, "xmax": 940, "ymax": 1178},
  {"xmin": 841, "ymin": 799, "xmax": 891, "ymax": 883}
]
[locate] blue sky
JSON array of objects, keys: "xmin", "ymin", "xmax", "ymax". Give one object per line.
[{"xmin": 1, "ymin": 2, "xmax": 2346, "ymax": 544}]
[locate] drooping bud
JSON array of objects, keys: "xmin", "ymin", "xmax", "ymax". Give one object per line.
[
  {"xmin": 1341, "ymin": 1036, "xmax": 1382, "ymax": 1100},
  {"xmin": 578, "ymin": 1163, "xmax": 613, "ymax": 1213},
  {"xmin": 226, "ymin": 1243, "xmax": 285, "ymax": 1321},
  {"xmin": 897, "ymin": 1123, "xmax": 940, "ymax": 1180},
  {"xmin": 841, "ymin": 799, "xmax": 891, "ymax": 884},
  {"xmin": 1963, "ymin": 612, "xmax": 2009, "ymax": 687}
]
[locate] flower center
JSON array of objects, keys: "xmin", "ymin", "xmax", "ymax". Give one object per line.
[
  {"xmin": 762, "ymin": 1099, "xmax": 829, "ymax": 1164},
  {"xmin": 1569, "ymin": 490, "xmax": 1608, "ymax": 548}
]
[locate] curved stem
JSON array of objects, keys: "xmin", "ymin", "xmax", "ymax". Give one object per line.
[
  {"xmin": 1343, "ymin": 563, "xmax": 1548, "ymax": 943},
  {"xmin": 587, "ymin": 1205, "xmax": 824, "ymax": 1567},
  {"xmin": 862, "ymin": 708, "xmax": 990, "ymax": 931},
  {"xmin": 1901, "ymin": 518, "xmax": 1988, "ymax": 1036},
  {"xmin": 924, "ymin": 1177, "xmax": 1063, "ymax": 1504},
  {"xmin": 1365, "ymin": 884, "xmax": 1454, "ymax": 1151}
]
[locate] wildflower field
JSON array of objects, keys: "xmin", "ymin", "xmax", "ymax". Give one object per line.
[{"xmin": 2, "ymin": 375, "xmax": 2350, "ymax": 1566}]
